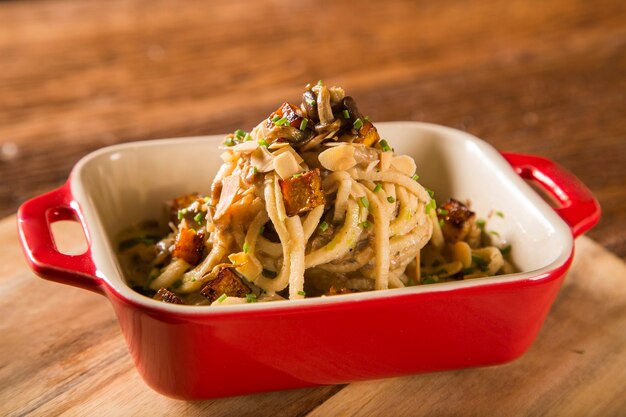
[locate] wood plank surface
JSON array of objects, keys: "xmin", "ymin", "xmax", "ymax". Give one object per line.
[
  {"xmin": 1, "ymin": 214, "xmax": 625, "ymax": 416},
  {"xmin": 0, "ymin": 0, "xmax": 624, "ymax": 259}
]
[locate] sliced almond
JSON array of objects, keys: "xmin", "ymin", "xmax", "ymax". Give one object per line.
[
  {"xmin": 390, "ymin": 155, "xmax": 417, "ymax": 176},
  {"xmin": 318, "ymin": 145, "xmax": 356, "ymax": 171},
  {"xmin": 274, "ymin": 151, "xmax": 301, "ymax": 180}
]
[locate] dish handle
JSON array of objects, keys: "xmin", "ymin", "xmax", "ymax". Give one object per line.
[
  {"xmin": 502, "ymin": 152, "xmax": 601, "ymax": 238},
  {"xmin": 17, "ymin": 183, "xmax": 102, "ymax": 294}
]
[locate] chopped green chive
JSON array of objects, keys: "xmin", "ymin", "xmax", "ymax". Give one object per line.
[
  {"xmin": 462, "ymin": 267, "xmax": 476, "ymax": 275},
  {"xmin": 364, "ymin": 115, "xmax": 370, "ymax": 121},
  {"xmin": 194, "ymin": 212, "xmax": 204, "ymax": 224},
  {"xmin": 299, "ymin": 118, "xmax": 308, "ymax": 131},
  {"xmin": 246, "ymin": 293, "xmax": 257, "ymax": 303},
  {"xmin": 476, "ymin": 219, "xmax": 486, "ymax": 229},
  {"xmin": 379, "ymin": 139, "xmax": 391, "ymax": 152},
  {"xmin": 353, "ymin": 118, "xmax": 364, "ymax": 130},
  {"xmin": 306, "ymin": 98, "xmax": 316, "ymax": 106},
  {"xmin": 438, "ymin": 219, "xmax": 445, "ymax": 227},
  {"xmin": 259, "ymin": 225, "xmax": 265, "ymax": 235},
  {"xmin": 234, "ymin": 129, "xmax": 245, "ymax": 139},
  {"xmin": 472, "ymin": 255, "xmax": 489, "ymax": 271},
  {"xmin": 499, "ymin": 244, "xmax": 512, "ymax": 255},
  {"xmin": 426, "ymin": 188, "xmax": 435, "ymax": 198},
  {"xmin": 342, "ymin": 109, "xmax": 350, "ymax": 119},
  {"xmin": 177, "ymin": 210, "xmax": 184, "ymax": 220},
  {"xmin": 244, "ymin": 132, "xmax": 252, "ymax": 141},
  {"xmin": 425, "ymin": 199, "xmax": 436, "ymax": 214},
  {"xmin": 292, "ymin": 172, "xmax": 303, "ymax": 178},
  {"xmin": 224, "ymin": 137, "xmax": 235, "ymax": 146},
  {"xmin": 216, "ymin": 293, "xmax": 227, "ymax": 303},
  {"xmin": 360, "ymin": 221, "xmax": 371, "ymax": 229},
  {"xmin": 317, "ymin": 79, "xmax": 323, "ymax": 85},
  {"xmin": 373, "ymin": 183, "xmax": 382, "ymax": 193},
  {"xmin": 243, "ymin": 242, "xmax": 250, "ymax": 253},
  {"xmin": 359, "ymin": 197, "xmax": 369, "ymax": 209},
  {"xmin": 258, "ymin": 138, "xmax": 269, "ymax": 147},
  {"xmin": 203, "ymin": 196, "xmax": 212, "ymax": 204},
  {"xmin": 252, "ymin": 166, "xmax": 258, "ymax": 174},
  {"xmin": 437, "ymin": 208, "xmax": 449, "ymax": 215},
  {"xmin": 298, "ymin": 290, "xmax": 306, "ymax": 296},
  {"xmin": 496, "ymin": 210, "xmax": 504, "ymax": 218},
  {"xmin": 275, "ymin": 117, "xmax": 290, "ymax": 126},
  {"xmin": 272, "ymin": 115, "xmax": 281, "ymax": 123},
  {"xmin": 319, "ymin": 221, "xmax": 329, "ymax": 232},
  {"xmin": 387, "ymin": 196, "xmax": 395, "ymax": 203},
  {"xmin": 412, "ymin": 174, "xmax": 420, "ymax": 181},
  {"xmin": 489, "ymin": 230, "xmax": 500, "ymax": 237},
  {"xmin": 422, "ymin": 276, "xmax": 437, "ymax": 285}
]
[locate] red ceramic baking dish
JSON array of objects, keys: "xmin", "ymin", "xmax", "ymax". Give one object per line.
[{"xmin": 17, "ymin": 122, "xmax": 600, "ymax": 400}]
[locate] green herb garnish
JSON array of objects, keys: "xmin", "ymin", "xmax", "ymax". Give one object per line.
[
  {"xmin": 216, "ymin": 293, "xmax": 228, "ymax": 303},
  {"xmin": 412, "ymin": 174, "xmax": 420, "ymax": 181},
  {"xmin": 360, "ymin": 221, "xmax": 371, "ymax": 229},
  {"xmin": 243, "ymin": 242, "xmax": 250, "ymax": 253},
  {"xmin": 496, "ymin": 210, "xmax": 504, "ymax": 218},
  {"xmin": 353, "ymin": 118, "xmax": 364, "ymax": 130},
  {"xmin": 319, "ymin": 221, "xmax": 329, "ymax": 232},
  {"xmin": 258, "ymin": 138, "xmax": 269, "ymax": 147},
  {"xmin": 246, "ymin": 293, "xmax": 257, "ymax": 303},
  {"xmin": 297, "ymin": 290, "xmax": 306, "ymax": 296},
  {"xmin": 387, "ymin": 196, "xmax": 395, "ymax": 203},
  {"xmin": 499, "ymin": 244, "xmax": 512, "ymax": 255},
  {"xmin": 379, "ymin": 139, "xmax": 391, "ymax": 152},
  {"xmin": 194, "ymin": 212, "xmax": 204, "ymax": 224},
  {"xmin": 373, "ymin": 183, "xmax": 382, "ymax": 193},
  {"xmin": 342, "ymin": 109, "xmax": 350, "ymax": 119},
  {"xmin": 359, "ymin": 197, "xmax": 369, "ymax": 209},
  {"xmin": 234, "ymin": 129, "xmax": 245, "ymax": 139},
  {"xmin": 476, "ymin": 219, "xmax": 486, "ymax": 229},
  {"xmin": 299, "ymin": 118, "xmax": 308, "ymax": 131},
  {"xmin": 224, "ymin": 137, "xmax": 235, "ymax": 146}
]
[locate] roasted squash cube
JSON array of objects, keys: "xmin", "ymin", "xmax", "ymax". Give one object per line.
[
  {"xmin": 201, "ymin": 267, "xmax": 251, "ymax": 302},
  {"xmin": 353, "ymin": 121, "xmax": 380, "ymax": 147},
  {"xmin": 266, "ymin": 102, "xmax": 304, "ymax": 129},
  {"xmin": 154, "ymin": 288, "xmax": 183, "ymax": 304},
  {"xmin": 279, "ymin": 168, "xmax": 325, "ymax": 216},
  {"xmin": 438, "ymin": 198, "xmax": 476, "ymax": 243},
  {"xmin": 173, "ymin": 227, "xmax": 204, "ymax": 265}
]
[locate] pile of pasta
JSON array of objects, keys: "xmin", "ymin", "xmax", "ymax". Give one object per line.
[{"xmin": 118, "ymin": 82, "xmax": 514, "ymax": 306}]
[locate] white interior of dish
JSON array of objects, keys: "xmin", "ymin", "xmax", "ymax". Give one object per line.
[{"xmin": 71, "ymin": 122, "xmax": 574, "ymax": 312}]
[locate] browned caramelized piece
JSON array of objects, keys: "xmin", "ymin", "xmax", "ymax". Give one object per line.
[
  {"xmin": 169, "ymin": 193, "xmax": 202, "ymax": 223},
  {"xmin": 266, "ymin": 102, "xmax": 304, "ymax": 129},
  {"xmin": 353, "ymin": 121, "xmax": 380, "ymax": 147},
  {"xmin": 437, "ymin": 198, "xmax": 476, "ymax": 243},
  {"xmin": 173, "ymin": 227, "xmax": 204, "ymax": 265},
  {"xmin": 154, "ymin": 288, "xmax": 183, "ymax": 304},
  {"xmin": 279, "ymin": 168, "xmax": 325, "ymax": 217},
  {"xmin": 325, "ymin": 286, "xmax": 359, "ymax": 296},
  {"xmin": 200, "ymin": 267, "xmax": 251, "ymax": 302}
]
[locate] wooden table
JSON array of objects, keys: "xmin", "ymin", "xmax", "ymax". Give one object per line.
[{"xmin": 1, "ymin": 0, "xmax": 625, "ymax": 415}]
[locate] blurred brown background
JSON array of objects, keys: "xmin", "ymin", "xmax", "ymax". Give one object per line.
[{"xmin": 0, "ymin": 0, "xmax": 624, "ymax": 258}]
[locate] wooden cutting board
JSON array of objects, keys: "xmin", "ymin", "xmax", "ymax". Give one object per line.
[{"xmin": 1, "ymin": 215, "xmax": 625, "ymax": 416}]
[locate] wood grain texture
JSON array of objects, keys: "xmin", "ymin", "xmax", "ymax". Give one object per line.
[
  {"xmin": 0, "ymin": 0, "xmax": 624, "ymax": 259},
  {"xmin": 1, "ymin": 215, "xmax": 625, "ymax": 416}
]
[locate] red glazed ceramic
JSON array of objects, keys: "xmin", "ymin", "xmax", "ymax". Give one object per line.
[{"xmin": 18, "ymin": 122, "xmax": 601, "ymax": 400}]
